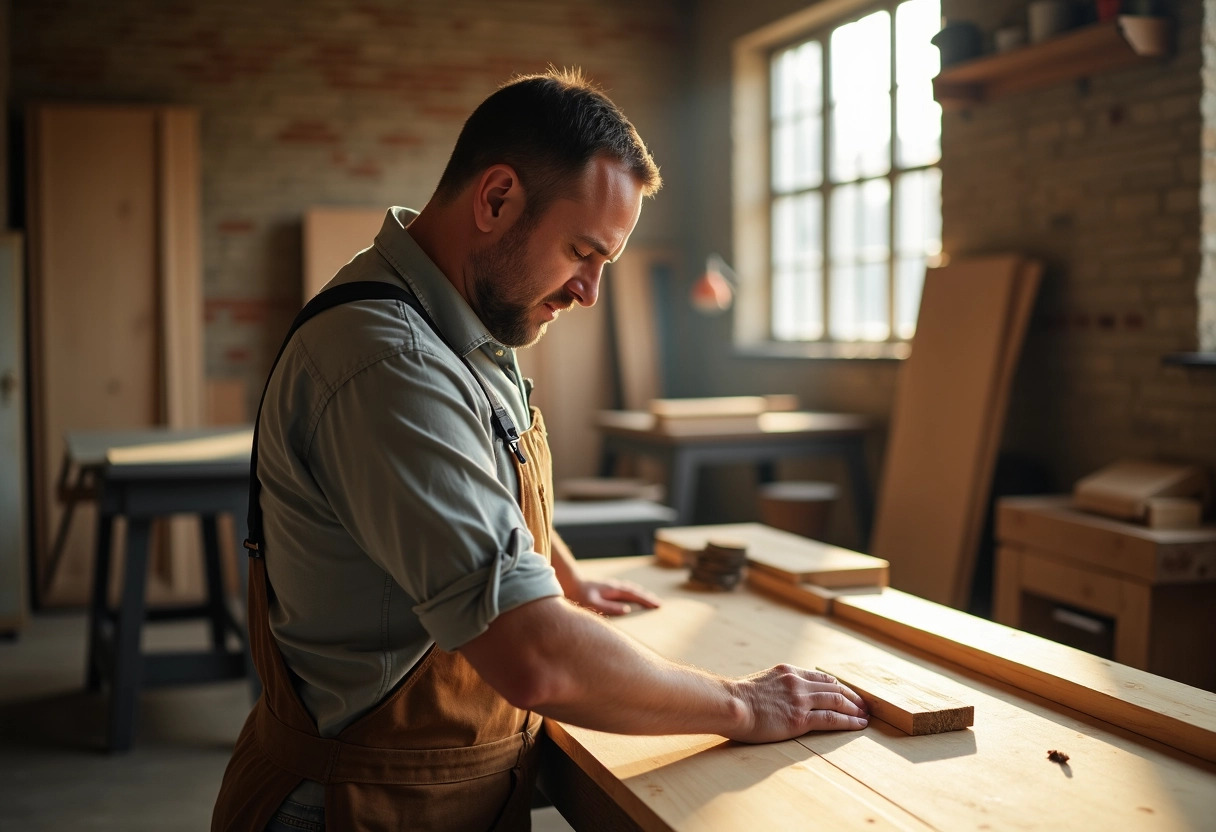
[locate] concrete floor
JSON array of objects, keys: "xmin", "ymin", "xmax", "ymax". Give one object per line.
[{"xmin": 0, "ymin": 611, "xmax": 573, "ymax": 830}]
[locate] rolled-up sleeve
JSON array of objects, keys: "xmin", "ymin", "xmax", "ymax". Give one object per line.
[{"xmin": 305, "ymin": 340, "xmax": 563, "ymax": 651}]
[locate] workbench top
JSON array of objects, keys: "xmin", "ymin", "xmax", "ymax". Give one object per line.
[{"xmin": 541, "ymin": 557, "xmax": 1216, "ymax": 831}]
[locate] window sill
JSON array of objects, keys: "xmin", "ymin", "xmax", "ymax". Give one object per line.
[{"xmin": 733, "ymin": 340, "xmax": 910, "ymax": 361}]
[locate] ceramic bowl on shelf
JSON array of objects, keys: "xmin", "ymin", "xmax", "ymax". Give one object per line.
[{"xmin": 1117, "ymin": 14, "xmax": 1171, "ymax": 57}]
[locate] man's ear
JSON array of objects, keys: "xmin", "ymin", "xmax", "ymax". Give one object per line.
[{"xmin": 473, "ymin": 164, "xmax": 526, "ymax": 233}]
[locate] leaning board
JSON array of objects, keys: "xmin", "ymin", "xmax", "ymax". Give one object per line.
[
  {"xmin": 654, "ymin": 523, "xmax": 888, "ymax": 587},
  {"xmin": 870, "ymin": 255, "xmax": 1040, "ymax": 607}
]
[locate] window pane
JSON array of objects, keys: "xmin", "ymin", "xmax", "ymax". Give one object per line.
[
  {"xmin": 895, "ymin": 168, "xmax": 941, "ymax": 256},
  {"xmin": 830, "ymin": 179, "xmax": 889, "ymax": 342},
  {"xmin": 831, "ymin": 93, "xmax": 891, "ymax": 180},
  {"xmin": 895, "ymin": 256, "xmax": 925, "ymax": 339},
  {"xmin": 831, "ymin": 11, "xmax": 890, "ymax": 100},
  {"xmin": 772, "ymin": 192, "xmax": 823, "ymax": 340},
  {"xmin": 829, "ymin": 261, "xmax": 889, "ymax": 341},
  {"xmin": 896, "ymin": 0, "xmax": 941, "ymax": 87},
  {"xmin": 896, "ymin": 82, "xmax": 941, "ymax": 167},
  {"xmin": 772, "ymin": 40, "xmax": 823, "ymax": 119},
  {"xmin": 831, "ymin": 11, "xmax": 891, "ymax": 181},
  {"xmin": 773, "ymin": 267, "xmax": 824, "ymax": 341},
  {"xmin": 894, "ymin": 168, "xmax": 941, "ymax": 338},
  {"xmin": 772, "ymin": 41, "xmax": 823, "ymax": 191},
  {"xmin": 773, "ymin": 114, "xmax": 822, "ymax": 192}
]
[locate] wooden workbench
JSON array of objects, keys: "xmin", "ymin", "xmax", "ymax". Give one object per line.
[{"xmin": 538, "ymin": 557, "xmax": 1216, "ymax": 831}]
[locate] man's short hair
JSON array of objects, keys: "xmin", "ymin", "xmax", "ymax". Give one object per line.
[{"xmin": 435, "ymin": 67, "xmax": 661, "ymax": 217}]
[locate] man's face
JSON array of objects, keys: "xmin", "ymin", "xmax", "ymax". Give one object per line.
[{"xmin": 468, "ymin": 155, "xmax": 645, "ymax": 348}]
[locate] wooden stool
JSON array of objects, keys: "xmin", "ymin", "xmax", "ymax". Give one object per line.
[
  {"xmin": 758, "ymin": 481, "xmax": 839, "ymax": 541},
  {"xmin": 85, "ymin": 450, "xmax": 255, "ymax": 752}
]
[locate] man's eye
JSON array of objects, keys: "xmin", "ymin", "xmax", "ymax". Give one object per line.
[{"xmin": 572, "ymin": 247, "xmax": 590, "ymax": 260}]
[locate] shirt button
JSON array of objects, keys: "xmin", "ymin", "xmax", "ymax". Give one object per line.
[{"xmin": 495, "ymin": 349, "xmax": 504, "ymax": 357}]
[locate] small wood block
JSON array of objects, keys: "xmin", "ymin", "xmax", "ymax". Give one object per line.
[
  {"xmin": 1146, "ymin": 497, "xmax": 1203, "ymax": 530},
  {"xmin": 817, "ymin": 661, "xmax": 974, "ymax": 736}
]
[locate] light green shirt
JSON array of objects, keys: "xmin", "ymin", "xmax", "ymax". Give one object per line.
[{"xmin": 257, "ymin": 207, "xmax": 562, "ymax": 743}]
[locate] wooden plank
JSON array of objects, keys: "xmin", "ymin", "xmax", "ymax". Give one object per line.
[
  {"xmin": 655, "ymin": 522, "xmax": 888, "ymax": 587},
  {"xmin": 745, "ymin": 567, "xmax": 835, "ymax": 614},
  {"xmin": 28, "ymin": 105, "xmax": 162, "ymax": 606},
  {"xmin": 607, "ymin": 248, "xmax": 674, "ymax": 410},
  {"xmin": 996, "ymin": 495, "xmax": 1216, "ymax": 584},
  {"xmin": 301, "ymin": 207, "xmax": 384, "ymax": 300},
  {"xmin": 157, "ymin": 107, "xmax": 205, "ymax": 600},
  {"xmin": 157, "ymin": 107, "xmax": 203, "ymax": 430},
  {"xmin": 557, "ymin": 558, "xmax": 1216, "ymax": 830},
  {"xmin": 870, "ymin": 255, "xmax": 1038, "ymax": 608},
  {"xmin": 832, "ymin": 587, "xmax": 1216, "ymax": 763},
  {"xmin": 818, "ymin": 660, "xmax": 974, "ymax": 735},
  {"xmin": 957, "ymin": 257, "xmax": 1042, "ymax": 604}
]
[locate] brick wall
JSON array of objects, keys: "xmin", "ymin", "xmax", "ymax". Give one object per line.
[
  {"xmin": 11, "ymin": 0, "xmax": 685, "ymax": 416},
  {"xmin": 942, "ymin": 0, "xmax": 1215, "ymax": 486}
]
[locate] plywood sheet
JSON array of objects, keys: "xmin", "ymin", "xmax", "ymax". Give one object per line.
[
  {"xmin": 870, "ymin": 255, "xmax": 1039, "ymax": 608},
  {"xmin": 655, "ymin": 522, "xmax": 888, "ymax": 587},
  {"xmin": 302, "ymin": 207, "xmax": 384, "ymax": 300},
  {"xmin": 28, "ymin": 105, "xmax": 161, "ymax": 606}
]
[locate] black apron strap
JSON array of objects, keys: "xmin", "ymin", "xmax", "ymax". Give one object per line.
[{"xmin": 243, "ymin": 281, "xmax": 525, "ymax": 558}]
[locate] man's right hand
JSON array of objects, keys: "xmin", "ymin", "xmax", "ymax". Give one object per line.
[{"xmin": 725, "ymin": 666, "xmax": 869, "ymax": 743}]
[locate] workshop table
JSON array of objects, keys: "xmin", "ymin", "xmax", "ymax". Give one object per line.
[
  {"xmin": 74, "ymin": 426, "xmax": 255, "ymax": 752},
  {"xmin": 595, "ymin": 410, "xmax": 876, "ymax": 542},
  {"xmin": 538, "ymin": 557, "xmax": 1216, "ymax": 831}
]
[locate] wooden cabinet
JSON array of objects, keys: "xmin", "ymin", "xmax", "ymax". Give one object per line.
[
  {"xmin": 994, "ymin": 496, "xmax": 1216, "ymax": 690},
  {"xmin": 26, "ymin": 104, "xmax": 203, "ymax": 607}
]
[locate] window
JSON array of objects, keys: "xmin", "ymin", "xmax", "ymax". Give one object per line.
[{"xmin": 767, "ymin": 0, "xmax": 941, "ymax": 344}]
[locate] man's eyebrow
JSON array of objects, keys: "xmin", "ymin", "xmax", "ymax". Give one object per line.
[{"xmin": 575, "ymin": 234, "xmax": 618, "ymax": 262}]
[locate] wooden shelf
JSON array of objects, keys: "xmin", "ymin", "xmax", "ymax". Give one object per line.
[{"xmin": 933, "ymin": 19, "xmax": 1171, "ymax": 109}]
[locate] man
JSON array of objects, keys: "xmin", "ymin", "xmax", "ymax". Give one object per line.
[{"xmin": 213, "ymin": 68, "xmax": 868, "ymax": 832}]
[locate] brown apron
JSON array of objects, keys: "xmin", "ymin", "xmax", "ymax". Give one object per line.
[{"xmin": 212, "ymin": 407, "xmax": 555, "ymax": 832}]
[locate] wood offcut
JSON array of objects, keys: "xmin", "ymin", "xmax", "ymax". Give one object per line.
[{"xmin": 818, "ymin": 661, "xmax": 974, "ymax": 736}]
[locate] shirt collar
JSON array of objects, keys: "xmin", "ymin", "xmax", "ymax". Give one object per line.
[{"xmin": 373, "ymin": 206, "xmax": 508, "ymax": 358}]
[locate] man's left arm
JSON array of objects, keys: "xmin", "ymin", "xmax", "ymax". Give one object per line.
[{"xmin": 549, "ymin": 529, "xmax": 661, "ymax": 616}]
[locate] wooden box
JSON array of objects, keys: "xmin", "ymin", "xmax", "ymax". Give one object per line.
[{"xmin": 995, "ymin": 496, "xmax": 1216, "ymax": 690}]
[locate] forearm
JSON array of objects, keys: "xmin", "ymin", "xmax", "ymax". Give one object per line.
[
  {"xmin": 462, "ymin": 596, "xmax": 746, "ymax": 737},
  {"xmin": 530, "ymin": 602, "xmax": 747, "ymax": 735}
]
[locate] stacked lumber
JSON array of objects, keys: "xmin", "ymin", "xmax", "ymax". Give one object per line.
[{"xmin": 655, "ymin": 522, "xmax": 887, "ymax": 612}]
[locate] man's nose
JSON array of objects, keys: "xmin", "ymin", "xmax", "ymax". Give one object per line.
[{"xmin": 567, "ymin": 261, "xmax": 603, "ymax": 307}]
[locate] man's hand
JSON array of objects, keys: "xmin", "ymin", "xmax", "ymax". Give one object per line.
[
  {"xmin": 726, "ymin": 666, "xmax": 869, "ymax": 743},
  {"xmin": 568, "ymin": 578, "xmax": 661, "ymax": 616}
]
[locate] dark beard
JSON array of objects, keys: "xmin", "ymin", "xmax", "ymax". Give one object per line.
[{"xmin": 468, "ymin": 217, "xmax": 545, "ymax": 348}]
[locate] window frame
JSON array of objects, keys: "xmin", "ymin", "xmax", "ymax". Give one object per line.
[{"xmin": 732, "ymin": 0, "xmax": 940, "ymax": 355}]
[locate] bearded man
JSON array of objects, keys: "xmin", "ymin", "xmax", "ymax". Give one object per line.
[{"xmin": 213, "ymin": 68, "xmax": 868, "ymax": 832}]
